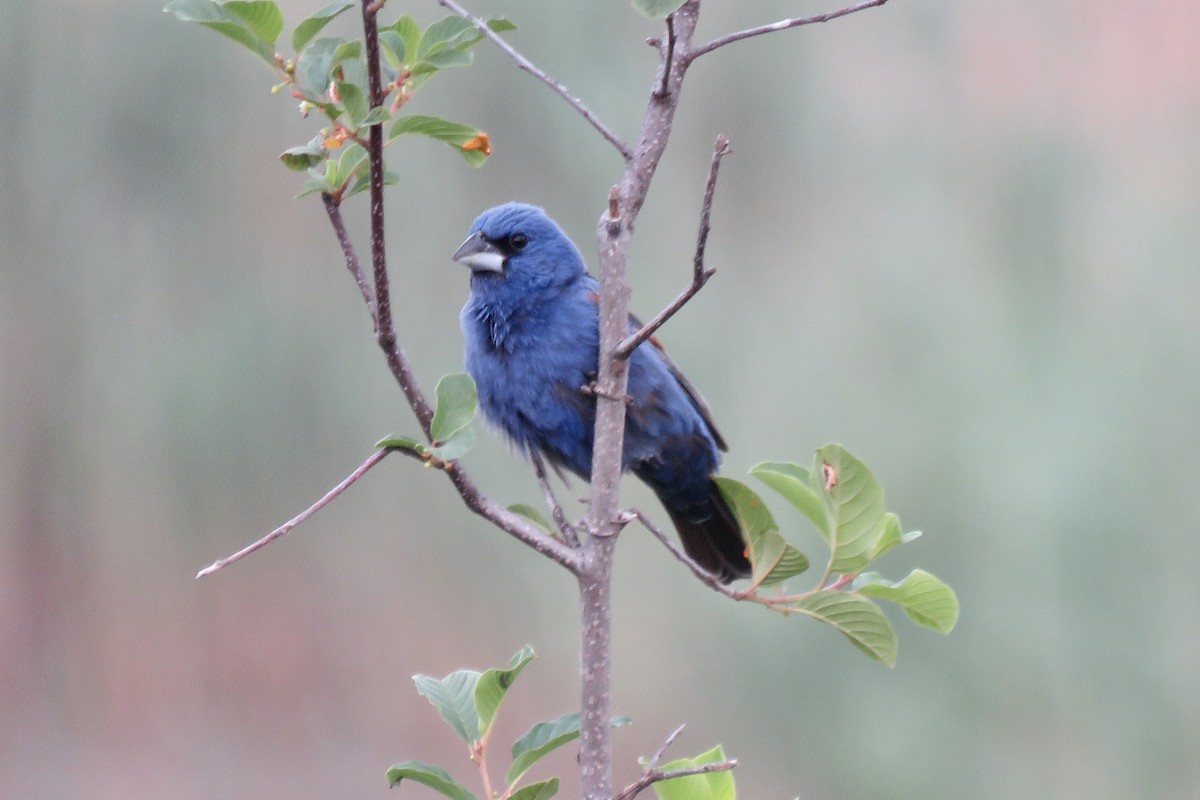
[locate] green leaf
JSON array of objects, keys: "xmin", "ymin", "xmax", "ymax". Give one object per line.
[
  {"xmin": 344, "ymin": 168, "xmax": 398, "ymax": 200},
  {"xmin": 296, "ymin": 176, "xmax": 332, "ymax": 198},
  {"xmin": 509, "ymin": 779, "xmax": 559, "ymax": 800},
  {"xmin": 386, "ymin": 761, "xmax": 477, "ymax": 800},
  {"xmin": 815, "ymin": 444, "xmax": 887, "ymax": 574},
  {"xmin": 382, "ymin": 15, "xmax": 421, "ymax": 65},
  {"xmin": 632, "ymin": 0, "xmax": 688, "ymax": 19},
  {"xmin": 292, "ymin": 1, "xmax": 353, "ymax": 52},
  {"xmin": 375, "ymin": 434, "xmax": 427, "ymax": 455},
  {"xmin": 379, "ymin": 29, "xmax": 406, "ymax": 67},
  {"xmin": 279, "ymin": 140, "xmax": 325, "ymax": 171},
  {"xmin": 417, "ymin": 48, "xmax": 474, "ymax": 71},
  {"xmin": 336, "ymin": 79, "xmax": 367, "ymax": 125},
  {"xmin": 413, "ymin": 669, "xmax": 481, "ymax": 743},
  {"xmin": 714, "ymin": 478, "xmax": 808, "ymax": 586},
  {"xmin": 855, "ymin": 569, "xmax": 959, "ymax": 633},
  {"xmin": 506, "ymin": 504, "xmax": 554, "ymax": 536},
  {"xmin": 296, "ymin": 36, "xmax": 342, "ymax": 95},
  {"xmin": 337, "ymin": 142, "xmax": 368, "ymax": 181},
  {"xmin": 508, "ymin": 713, "xmax": 631, "ymax": 785},
  {"xmin": 354, "ymin": 105, "xmax": 391, "ymax": 129},
  {"xmin": 429, "ymin": 427, "xmax": 474, "ymax": 461},
  {"xmin": 475, "ymin": 646, "xmax": 535, "ymax": 738},
  {"xmin": 417, "ymin": 16, "xmax": 478, "ymax": 59},
  {"xmin": 653, "ymin": 745, "xmax": 735, "ymax": 800},
  {"xmin": 224, "ymin": 1, "xmax": 282, "ymax": 46},
  {"xmin": 487, "ymin": 17, "xmax": 517, "ymax": 33},
  {"xmin": 164, "ymin": 0, "xmax": 276, "ymax": 65},
  {"xmin": 790, "ymin": 590, "xmax": 898, "ymax": 666},
  {"xmin": 431, "ymin": 373, "xmax": 478, "ymax": 443},
  {"xmin": 750, "ymin": 460, "xmax": 827, "ymax": 540},
  {"xmin": 389, "ymin": 115, "xmax": 492, "ymax": 166}
]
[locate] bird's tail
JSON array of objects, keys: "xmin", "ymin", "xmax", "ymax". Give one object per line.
[{"xmin": 661, "ymin": 479, "xmax": 751, "ymax": 583}]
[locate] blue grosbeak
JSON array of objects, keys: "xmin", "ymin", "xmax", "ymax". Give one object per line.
[{"xmin": 452, "ymin": 203, "xmax": 749, "ymax": 581}]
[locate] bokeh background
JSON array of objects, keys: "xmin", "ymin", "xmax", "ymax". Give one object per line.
[{"xmin": 3, "ymin": 0, "xmax": 1198, "ymax": 798}]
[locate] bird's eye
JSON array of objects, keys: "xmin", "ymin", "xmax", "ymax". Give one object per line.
[{"xmin": 509, "ymin": 232, "xmax": 528, "ymax": 250}]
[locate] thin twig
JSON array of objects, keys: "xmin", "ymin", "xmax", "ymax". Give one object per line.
[
  {"xmin": 614, "ymin": 135, "xmax": 732, "ymax": 360},
  {"xmin": 648, "ymin": 723, "xmax": 687, "ymax": 769},
  {"xmin": 653, "ymin": 14, "xmax": 676, "ymax": 99},
  {"xmin": 614, "ymin": 759, "xmax": 739, "ymax": 800},
  {"xmin": 322, "ymin": 193, "xmax": 377, "ymax": 326},
  {"xmin": 196, "ymin": 448, "xmax": 397, "ymax": 578},
  {"xmin": 436, "ymin": 0, "xmax": 632, "ymax": 161},
  {"xmin": 627, "ymin": 508, "xmax": 743, "ymax": 597},
  {"xmin": 687, "ymin": 0, "xmax": 889, "ymax": 61},
  {"xmin": 530, "ymin": 450, "xmax": 581, "ymax": 547}
]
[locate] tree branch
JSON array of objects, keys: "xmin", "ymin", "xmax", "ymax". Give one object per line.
[
  {"xmin": 196, "ymin": 448, "xmax": 397, "ymax": 578},
  {"xmin": 614, "ymin": 759, "xmax": 739, "ymax": 800},
  {"xmin": 687, "ymin": 0, "xmax": 889, "ymax": 61},
  {"xmin": 322, "ymin": 193, "xmax": 377, "ymax": 327},
  {"xmin": 436, "ymin": 0, "xmax": 632, "ymax": 161},
  {"xmin": 614, "ymin": 134, "xmax": 731, "ymax": 360}
]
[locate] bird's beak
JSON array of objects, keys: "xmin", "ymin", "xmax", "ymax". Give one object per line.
[{"xmin": 451, "ymin": 231, "xmax": 506, "ymax": 273}]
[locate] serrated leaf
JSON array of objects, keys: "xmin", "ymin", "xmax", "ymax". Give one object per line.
[
  {"xmin": 224, "ymin": 0, "xmax": 282, "ymax": 46},
  {"xmin": 815, "ymin": 444, "xmax": 887, "ymax": 574},
  {"xmin": 431, "ymin": 373, "xmax": 478, "ymax": 443},
  {"xmin": 389, "ymin": 115, "xmax": 492, "ymax": 166},
  {"xmin": 790, "ymin": 590, "xmax": 897, "ymax": 666},
  {"xmin": 413, "ymin": 670, "xmax": 481, "ymax": 743},
  {"xmin": 751, "ymin": 461, "xmax": 827, "ymax": 540},
  {"xmin": 336, "ymin": 79, "xmax": 367, "ymax": 125},
  {"xmin": 508, "ymin": 713, "xmax": 631, "ymax": 785},
  {"xmin": 292, "ymin": 1, "xmax": 353, "ymax": 52},
  {"xmin": 653, "ymin": 745, "xmax": 735, "ymax": 800},
  {"xmin": 386, "ymin": 761, "xmax": 477, "ymax": 800},
  {"xmin": 714, "ymin": 478, "xmax": 807, "ymax": 586},
  {"xmin": 509, "ymin": 779, "xmax": 559, "ymax": 800},
  {"xmin": 375, "ymin": 434, "xmax": 427, "ymax": 454},
  {"xmin": 632, "ymin": 0, "xmax": 688, "ymax": 19},
  {"xmin": 475, "ymin": 646, "xmax": 535, "ymax": 738},
  {"xmin": 164, "ymin": 0, "xmax": 276, "ymax": 65},
  {"xmin": 855, "ymin": 569, "xmax": 959, "ymax": 633}
]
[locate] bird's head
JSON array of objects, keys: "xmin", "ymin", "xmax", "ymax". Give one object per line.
[{"xmin": 452, "ymin": 203, "xmax": 586, "ymax": 293}]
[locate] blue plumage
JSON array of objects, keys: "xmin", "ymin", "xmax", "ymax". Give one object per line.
[{"xmin": 452, "ymin": 203, "xmax": 749, "ymax": 581}]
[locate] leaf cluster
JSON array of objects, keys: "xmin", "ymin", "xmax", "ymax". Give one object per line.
[
  {"xmin": 717, "ymin": 446, "xmax": 959, "ymax": 666},
  {"xmin": 388, "ymin": 647, "xmax": 643, "ymax": 800},
  {"xmin": 164, "ymin": 0, "xmax": 508, "ymax": 201}
]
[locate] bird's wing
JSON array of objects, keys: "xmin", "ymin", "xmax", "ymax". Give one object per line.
[{"xmin": 632, "ymin": 313, "xmax": 729, "ymax": 453}]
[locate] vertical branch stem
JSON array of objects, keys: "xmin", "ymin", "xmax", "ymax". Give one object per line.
[
  {"xmin": 359, "ymin": 0, "xmax": 436, "ymax": 438},
  {"xmin": 579, "ymin": 5, "xmax": 703, "ymax": 799}
]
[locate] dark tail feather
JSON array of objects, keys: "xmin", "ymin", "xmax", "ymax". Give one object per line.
[{"xmin": 661, "ymin": 480, "xmax": 751, "ymax": 583}]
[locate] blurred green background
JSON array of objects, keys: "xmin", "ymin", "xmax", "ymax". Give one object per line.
[{"xmin": 3, "ymin": 0, "xmax": 1198, "ymax": 798}]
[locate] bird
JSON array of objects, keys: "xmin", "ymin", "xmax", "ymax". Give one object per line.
[{"xmin": 451, "ymin": 202, "xmax": 750, "ymax": 582}]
